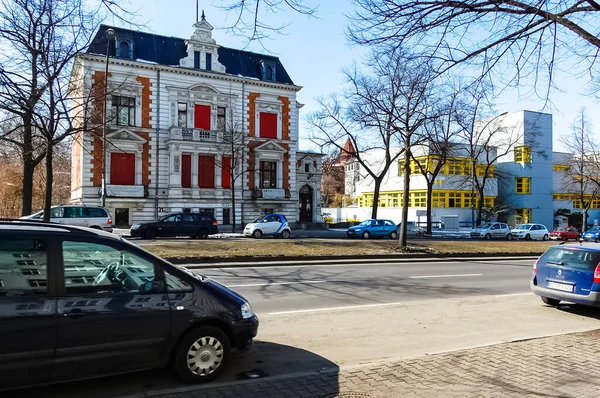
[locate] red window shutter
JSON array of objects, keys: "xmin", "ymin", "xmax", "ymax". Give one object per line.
[
  {"xmin": 181, "ymin": 154, "xmax": 191, "ymax": 188},
  {"xmin": 260, "ymin": 112, "xmax": 277, "ymax": 138},
  {"xmin": 198, "ymin": 155, "xmax": 215, "ymax": 188},
  {"xmin": 194, "ymin": 105, "xmax": 211, "ymax": 130},
  {"xmin": 222, "ymin": 156, "xmax": 231, "ymax": 189},
  {"xmin": 110, "ymin": 153, "xmax": 135, "ymax": 185}
]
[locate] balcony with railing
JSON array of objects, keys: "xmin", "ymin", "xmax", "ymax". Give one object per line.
[
  {"xmin": 169, "ymin": 127, "xmax": 219, "ymax": 142},
  {"xmin": 251, "ymin": 188, "xmax": 291, "ymax": 200}
]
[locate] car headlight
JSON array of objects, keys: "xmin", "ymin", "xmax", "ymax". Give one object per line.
[
  {"xmin": 241, "ymin": 302, "xmax": 255, "ymax": 319},
  {"xmin": 131, "ymin": 224, "xmax": 141, "ymax": 230}
]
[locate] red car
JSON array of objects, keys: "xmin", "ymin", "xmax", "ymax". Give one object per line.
[{"xmin": 549, "ymin": 226, "xmax": 580, "ymax": 241}]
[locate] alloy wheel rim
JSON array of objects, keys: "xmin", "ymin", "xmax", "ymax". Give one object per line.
[{"xmin": 186, "ymin": 336, "xmax": 224, "ymax": 376}]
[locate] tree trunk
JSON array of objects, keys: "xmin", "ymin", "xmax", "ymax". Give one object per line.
[
  {"xmin": 231, "ymin": 171, "xmax": 236, "ymax": 233},
  {"xmin": 21, "ymin": 121, "xmax": 35, "ymax": 217},
  {"xmin": 399, "ymin": 149, "xmax": 411, "ymax": 249},
  {"xmin": 426, "ymin": 181, "xmax": 433, "ymax": 235},
  {"xmin": 476, "ymin": 187, "xmax": 485, "ymax": 226},
  {"xmin": 21, "ymin": 154, "xmax": 35, "ymax": 217},
  {"xmin": 371, "ymin": 179, "xmax": 381, "ymax": 219},
  {"xmin": 43, "ymin": 143, "xmax": 54, "ymax": 222}
]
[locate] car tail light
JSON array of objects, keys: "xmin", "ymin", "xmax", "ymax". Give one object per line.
[
  {"xmin": 533, "ymin": 258, "xmax": 539, "ymax": 274},
  {"xmin": 108, "ymin": 218, "xmax": 112, "ymax": 225},
  {"xmin": 594, "ymin": 263, "xmax": 600, "ymax": 283},
  {"xmin": 213, "ymin": 220, "xmax": 218, "ymax": 225}
]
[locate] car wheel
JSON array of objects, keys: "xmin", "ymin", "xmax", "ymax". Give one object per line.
[
  {"xmin": 196, "ymin": 229, "xmax": 209, "ymax": 239},
  {"xmin": 562, "ymin": 235, "xmax": 568, "ymax": 241},
  {"xmin": 541, "ymin": 296, "xmax": 560, "ymax": 306},
  {"xmin": 484, "ymin": 233, "xmax": 492, "ymax": 240},
  {"xmin": 252, "ymin": 230, "xmax": 263, "ymax": 239},
  {"xmin": 390, "ymin": 231, "xmax": 398, "ymax": 239},
  {"xmin": 506, "ymin": 233, "xmax": 512, "ymax": 241},
  {"xmin": 543, "ymin": 234, "xmax": 549, "ymax": 241},
  {"xmin": 362, "ymin": 231, "xmax": 370, "ymax": 239},
  {"xmin": 173, "ymin": 325, "xmax": 231, "ymax": 383},
  {"xmin": 144, "ymin": 228, "xmax": 157, "ymax": 240},
  {"xmin": 281, "ymin": 229, "xmax": 291, "ymax": 239},
  {"xmin": 525, "ymin": 234, "xmax": 531, "ymax": 241}
]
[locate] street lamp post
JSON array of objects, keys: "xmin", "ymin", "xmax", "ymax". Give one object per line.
[
  {"xmin": 471, "ymin": 111, "xmax": 508, "ymax": 228},
  {"xmin": 101, "ymin": 28, "xmax": 115, "ymax": 207}
]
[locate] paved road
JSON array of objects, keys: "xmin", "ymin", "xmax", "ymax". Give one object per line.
[
  {"xmin": 15, "ymin": 258, "xmax": 600, "ymax": 398},
  {"xmin": 196, "ymin": 257, "xmax": 536, "ymax": 314}
]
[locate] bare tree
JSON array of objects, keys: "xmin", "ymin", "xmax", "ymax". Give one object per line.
[
  {"xmin": 308, "ymin": 48, "xmax": 435, "ymax": 249},
  {"xmin": 320, "ymin": 154, "xmax": 346, "ymax": 207},
  {"xmin": 216, "ymin": 0, "xmax": 318, "ymax": 43},
  {"xmin": 409, "ymin": 84, "xmax": 462, "ymax": 234},
  {"xmin": 349, "ymin": 0, "xmax": 600, "ymax": 97},
  {"xmin": 213, "ymin": 102, "xmax": 252, "ymax": 232},
  {"xmin": 0, "ymin": 0, "xmax": 136, "ymax": 218},
  {"xmin": 559, "ymin": 108, "xmax": 600, "ymax": 232}
]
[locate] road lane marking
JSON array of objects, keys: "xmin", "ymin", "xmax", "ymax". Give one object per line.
[
  {"xmin": 227, "ymin": 280, "xmax": 327, "ymax": 288},
  {"xmin": 409, "ymin": 273, "xmax": 483, "ymax": 279},
  {"xmin": 269, "ymin": 301, "xmax": 408, "ymax": 315}
]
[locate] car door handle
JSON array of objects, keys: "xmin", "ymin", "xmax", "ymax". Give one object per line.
[{"xmin": 63, "ymin": 309, "xmax": 86, "ymax": 318}]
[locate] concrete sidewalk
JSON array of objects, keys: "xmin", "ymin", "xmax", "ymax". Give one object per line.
[{"xmin": 124, "ymin": 329, "xmax": 600, "ymax": 398}]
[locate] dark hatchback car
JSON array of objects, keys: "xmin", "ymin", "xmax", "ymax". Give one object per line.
[
  {"xmin": 0, "ymin": 221, "xmax": 258, "ymax": 391},
  {"xmin": 531, "ymin": 243, "xmax": 600, "ymax": 307},
  {"xmin": 130, "ymin": 212, "xmax": 218, "ymax": 239}
]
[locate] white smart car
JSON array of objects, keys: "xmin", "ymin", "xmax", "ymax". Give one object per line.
[{"xmin": 244, "ymin": 214, "xmax": 291, "ymax": 239}]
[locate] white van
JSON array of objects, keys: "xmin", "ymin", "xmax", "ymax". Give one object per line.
[{"xmin": 21, "ymin": 205, "xmax": 113, "ymax": 232}]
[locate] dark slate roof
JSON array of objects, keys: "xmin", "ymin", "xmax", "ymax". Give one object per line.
[{"xmin": 86, "ymin": 25, "xmax": 294, "ymax": 85}]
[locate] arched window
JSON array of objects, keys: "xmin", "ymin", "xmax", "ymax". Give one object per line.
[
  {"xmin": 265, "ymin": 66, "xmax": 274, "ymax": 81},
  {"xmin": 119, "ymin": 41, "xmax": 130, "ymax": 58}
]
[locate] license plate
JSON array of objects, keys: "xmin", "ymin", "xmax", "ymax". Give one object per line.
[{"xmin": 547, "ymin": 281, "xmax": 574, "ymax": 292}]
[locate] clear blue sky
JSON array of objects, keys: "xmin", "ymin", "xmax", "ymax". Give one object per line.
[{"xmin": 108, "ymin": 0, "xmax": 599, "ymax": 152}]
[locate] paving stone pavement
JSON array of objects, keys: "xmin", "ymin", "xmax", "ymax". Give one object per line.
[{"xmin": 141, "ymin": 329, "xmax": 600, "ymax": 398}]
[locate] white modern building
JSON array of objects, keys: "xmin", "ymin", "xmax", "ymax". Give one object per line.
[{"xmin": 326, "ymin": 110, "xmax": 600, "ymax": 229}]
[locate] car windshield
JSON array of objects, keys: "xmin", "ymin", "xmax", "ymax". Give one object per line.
[
  {"xmin": 477, "ymin": 223, "xmax": 492, "ymax": 229},
  {"xmin": 252, "ymin": 216, "xmax": 265, "ymax": 223},
  {"xmin": 554, "ymin": 227, "xmax": 566, "ymax": 232},
  {"xmin": 358, "ymin": 220, "xmax": 373, "ymax": 226},
  {"xmin": 516, "ymin": 224, "xmax": 532, "ymax": 230},
  {"xmin": 539, "ymin": 247, "xmax": 600, "ymax": 270},
  {"xmin": 588, "ymin": 226, "xmax": 600, "ymax": 232}
]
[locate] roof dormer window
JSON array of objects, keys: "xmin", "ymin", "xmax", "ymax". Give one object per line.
[
  {"xmin": 206, "ymin": 53, "xmax": 212, "ymax": 71},
  {"xmin": 260, "ymin": 61, "xmax": 277, "ymax": 82},
  {"xmin": 116, "ymin": 39, "xmax": 134, "ymax": 59}
]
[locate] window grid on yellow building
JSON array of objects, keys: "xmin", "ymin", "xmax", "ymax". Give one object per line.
[
  {"xmin": 553, "ymin": 164, "xmax": 570, "ymax": 172},
  {"xmin": 515, "ymin": 208, "xmax": 532, "ymax": 223},
  {"xmin": 357, "ymin": 191, "xmax": 495, "ymax": 209},
  {"xmin": 514, "ymin": 146, "xmax": 531, "ymax": 163},
  {"xmin": 516, "ymin": 177, "xmax": 531, "ymax": 194}
]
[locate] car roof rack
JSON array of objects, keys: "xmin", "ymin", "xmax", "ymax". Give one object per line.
[{"xmin": 0, "ymin": 218, "xmax": 99, "ymax": 235}]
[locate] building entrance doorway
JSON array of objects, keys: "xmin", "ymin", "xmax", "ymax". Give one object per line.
[
  {"xmin": 299, "ymin": 185, "xmax": 313, "ymax": 223},
  {"xmin": 114, "ymin": 208, "xmax": 130, "ymax": 227}
]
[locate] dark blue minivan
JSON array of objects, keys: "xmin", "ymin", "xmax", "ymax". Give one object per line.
[
  {"xmin": 0, "ymin": 220, "xmax": 258, "ymax": 391},
  {"xmin": 531, "ymin": 243, "xmax": 600, "ymax": 306}
]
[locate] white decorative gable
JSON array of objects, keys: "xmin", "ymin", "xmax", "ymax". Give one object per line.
[
  {"xmin": 255, "ymin": 141, "xmax": 287, "ymax": 153},
  {"xmin": 179, "ymin": 14, "xmax": 226, "ymax": 73},
  {"xmin": 106, "ymin": 129, "xmax": 147, "ymax": 143}
]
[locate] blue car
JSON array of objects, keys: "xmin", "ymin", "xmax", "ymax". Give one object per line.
[
  {"xmin": 582, "ymin": 226, "xmax": 600, "ymax": 242},
  {"xmin": 346, "ymin": 219, "xmax": 398, "ymax": 239},
  {"xmin": 531, "ymin": 243, "xmax": 600, "ymax": 307}
]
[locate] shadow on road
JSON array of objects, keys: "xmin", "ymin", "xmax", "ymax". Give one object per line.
[
  {"xmin": 10, "ymin": 341, "xmax": 339, "ymax": 398},
  {"xmin": 555, "ymin": 303, "xmax": 600, "ymax": 320}
]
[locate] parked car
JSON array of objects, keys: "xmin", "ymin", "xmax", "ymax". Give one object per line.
[
  {"xmin": 549, "ymin": 226, "xmax": 580, "ymax": 241},
  {"xmin": 130, "ymin": 212, "xmax": 218, "ymax": 239},
  {"xmin": 581, "ymin": 226, "xmax": 600, "ymax": 242},
  {"xmin": 243, "ymin": 214, "xmax": 291, "ymax": 239},
  {"xmin": 531, "ymin": 242, "xmax": 600, "ymax": 307},
  {"xmin": 510, "ymin": 223, "xmax": 549, "ymax": 240},
  {"xmin": 346, "ymin": 219, "xmax": 398, "ymax": 239},
  {"xmin": 20, "ymin": 205, "xmax": 113, "ymax": 232},
  {"xmin": 470, "ymin": 222, "xmax": 512, "ymax": 240},
  {"xmin": 0, "ymin": 220, "xmax": 258, "ymax": 391}
]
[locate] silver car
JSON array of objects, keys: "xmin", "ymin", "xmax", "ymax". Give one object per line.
[
  {"xmin": 470, "ymin": 222, "xmax": 512, "ymax": 240},
  {"xmin": 21, "ymin": 205, "xmax": 113, "ymax": 232}
]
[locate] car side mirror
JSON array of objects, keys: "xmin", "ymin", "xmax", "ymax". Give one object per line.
[{"xmin": 139, "ymin": 280, "xmax": 164, "ymax": 294}]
